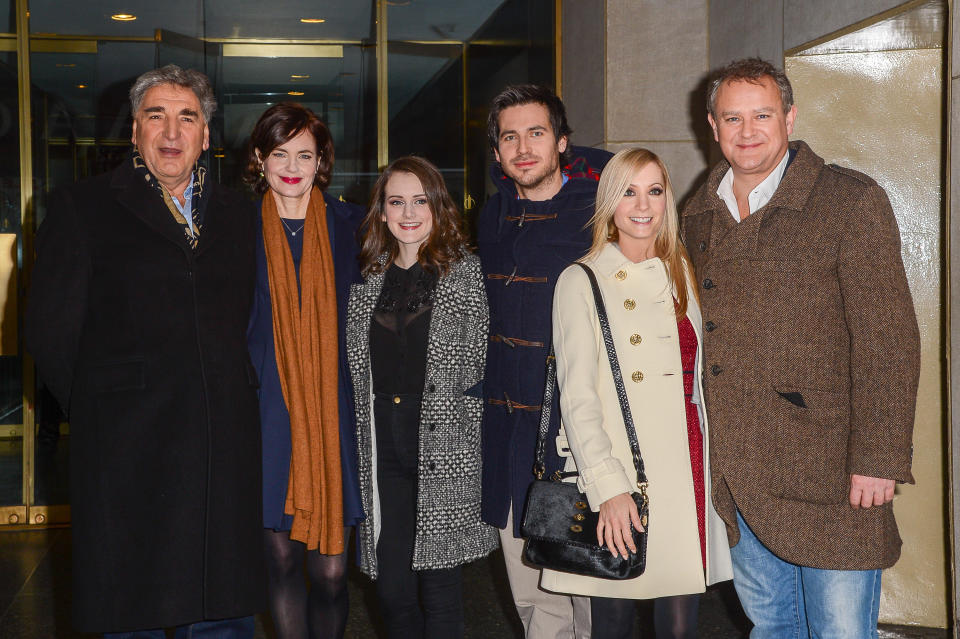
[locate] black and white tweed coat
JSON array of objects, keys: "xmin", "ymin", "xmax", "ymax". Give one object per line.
[{"xmin": 346, "ymin": 253, "xmax": 499, "ymax": 578}]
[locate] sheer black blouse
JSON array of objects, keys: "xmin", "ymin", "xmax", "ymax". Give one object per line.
[{"xmin": 370, "ymin": 262, "xmax": 437, "ymax": 395}]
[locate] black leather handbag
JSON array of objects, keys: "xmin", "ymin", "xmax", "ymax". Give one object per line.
[{"xmin": 521, "ymin": 262, "xmax": 649, "ymax": 580}]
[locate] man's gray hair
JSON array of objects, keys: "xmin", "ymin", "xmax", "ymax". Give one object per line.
[
  {"xmin": 707, "ymin": 57, "xmax": 794, "ymax": 119},
  {"xmin": 129, "ymin": 64, "xmax": 217, "ymax": 122}
]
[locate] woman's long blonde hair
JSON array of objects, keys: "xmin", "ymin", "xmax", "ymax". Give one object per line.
[{"xmin": 586, "ymin": 148, "xmax": 699, "ymax": 316}]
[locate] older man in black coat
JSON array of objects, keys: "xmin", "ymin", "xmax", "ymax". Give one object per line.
[{"xmin": 26, "ymin": 65, "xmax": 264, "ymax": 636}]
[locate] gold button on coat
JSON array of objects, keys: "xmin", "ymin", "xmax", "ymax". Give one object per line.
[
  {"xmin": 615, "ymin": 270, "xmax": 627, "ymax": 280},
  {"xmin": 631, "ymin": 371, "xmax": 644, "ymax": 383},
  {"xmin": 393, "ymin": 395, "xmax": 401, "ymax": 404},
  {"xmin": 630, "ymin": 334, "xmax": 642, "ymax": 345},
  {"xmin": 623, "ymin": 299, "xmax": 636, "ymax": 310}
]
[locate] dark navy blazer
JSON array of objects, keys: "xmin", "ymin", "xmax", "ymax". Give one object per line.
[{"xmin": 247, "ymin": 192, "xmax": 366, "ymax": 530}]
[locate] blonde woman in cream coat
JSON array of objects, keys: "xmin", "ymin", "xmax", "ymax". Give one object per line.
[{"xmin": 541, "ymin": 148, "xmax": 733, "ymax": 639}]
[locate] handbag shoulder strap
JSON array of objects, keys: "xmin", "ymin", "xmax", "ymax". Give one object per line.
[{"xmin": 533, "ymin": 262, "xmax": 648, "ymax": 490}]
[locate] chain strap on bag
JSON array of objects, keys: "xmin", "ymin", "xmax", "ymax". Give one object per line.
[{"xmin": 521, "ymin": 262, "xmax": 649, "ymax": 580}]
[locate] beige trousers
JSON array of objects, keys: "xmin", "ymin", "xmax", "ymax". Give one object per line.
[{"xmin": 499, "ymin": 508, "xmax": 591, "ymax": 639}]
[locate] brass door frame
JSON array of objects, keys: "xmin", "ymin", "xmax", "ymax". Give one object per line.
[
  {"xmin": 7, "ymin": 0, "xmax": 559, "ymax": 529},
  {"xmin": 15, "ymin": 0, "xmax": 40, "ymax": 527}
]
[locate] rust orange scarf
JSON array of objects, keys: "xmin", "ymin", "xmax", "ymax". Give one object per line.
[{"xmin": 262, "ymin": 187, "xmax": 343, "ymax": 553}]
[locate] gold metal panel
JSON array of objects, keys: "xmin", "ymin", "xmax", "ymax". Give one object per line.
[
  {"xmin": 787, "ymin": 47, "xmax": 946, "ymax": 628},
  {"xmin": 377, "ymin": 0, "xmax": 388, "ymax": 169},
  {"xmin": 28, "ymin": 34, "xmax": 154, "ymax": 42},
  {"xmin": 222, "ymin": 43, "xmax": 343, "ymax": 58},
  {"xmin": 0, "ymin": 506, "xmax": 27, "ymax": 526},
  {"xmin": 0, "ymin": 424, "xmax": 22, "ymax": 439},
  {"xmin": 46, "ymin": 137, "xmax": 130, "ymax": 147},
  {"xmin": 0, "ymin": 233, "xmax": 17, "ymax": 355},
  {"xmin": 30, "ymin": 505, "xmax": 70, "ymax": 525},
  {"xmin": 30, "ymin": 39, "xmax": 98, "ymax": 53},
  {"xmin": 796, "ymin": 0, "xmax": 944, "ymax": 55},
  {"xmin": 785, "ymin": 0, "xmax": 937, "ymax": 56},
  {"xmin": 0, "ymin": 39, "xmax": 13, "ymax": 52},
  {"xmin": 207, "ymin": 38, "xmax": 362, "ymax": 45}
]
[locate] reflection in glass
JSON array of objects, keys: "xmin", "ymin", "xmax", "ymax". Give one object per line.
[
  {"xmin": 30, "ymin": 0, "xmax": 202, "ymax": 38},
  {"xmin": 385, "ymin": 0, "xmax": 556, "ymax": 216},
  {"xmin": 387, "ymin": 0, "xmax": 507, "ymax": 42},
  {"xmin": 205, "ymin": 0, "xmax": 374, "ymax": 41},
  {"xmin": 217, "ymin": 43, "xmax": 378, "ymax": 203},
  {"xmin": 466, "ymin": 0, "xmax": 555, "ymax": 206},
  {"xmin": 31, "ymin": 43, "xmax": 154, "ymax": 204},
  {"xmin": 0, "ymin": 0, "xmax": 10, "ymax": 33},
  {"xmin": 388, "ymin": 42, "xmax": 464, "ymax": 204}
]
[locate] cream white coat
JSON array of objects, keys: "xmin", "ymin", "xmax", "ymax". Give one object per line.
[{"xmin": 540, "ymin": 243, "xmax": 733, "ymax": 599}]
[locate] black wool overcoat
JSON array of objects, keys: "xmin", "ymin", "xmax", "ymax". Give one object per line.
[{"xmin": 26, "ymin": 159, "xmax": 265, "ymax": 633}]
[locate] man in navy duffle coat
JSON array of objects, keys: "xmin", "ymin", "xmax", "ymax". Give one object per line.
[{"xmin": 477, "ymin": 84, "xmax": 610, "ymax": 639}]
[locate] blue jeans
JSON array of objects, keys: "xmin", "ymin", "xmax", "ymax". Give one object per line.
[
  {"xmin": 103, "ymin": 616, "xmax": 255, "ymax": 639},
  {"xmin": 730, "ymin": 511, "xmax": 881, "ymax": 639}
]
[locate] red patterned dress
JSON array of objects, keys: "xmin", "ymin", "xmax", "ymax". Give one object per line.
[{"xmin": 677, "ymin": 311, "xmax": 706, "ymax": 569}]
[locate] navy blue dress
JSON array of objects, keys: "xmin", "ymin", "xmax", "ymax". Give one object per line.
[{"xmin": 247, "ymin": 192, "xmax": 365, "ymax": 534}]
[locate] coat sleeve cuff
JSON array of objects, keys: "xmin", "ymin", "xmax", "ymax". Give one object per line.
[
  {"xmin": 847, "ymin": 448, "xmax": 915, "ymax": 485},
  {"xmin": 576, "ymin": 458, "xmax": 634, "ymax": 511}
]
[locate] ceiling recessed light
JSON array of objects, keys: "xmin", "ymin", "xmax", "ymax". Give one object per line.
[
  {"xmin": 287, "ymin": 91, "xmax": 305, "ymax": 96},
  {"xmin": 111, "ymin": 13, "xmax": 136, "ymax": 21},
  {"xmin": 290, "ymin": 74, "xmax": 310, "ymax": 80},
  {"xmin": 299, "ymin": 18, "xmax": 325, "ymax": 23},
  {"xmin": 76, "ymin": 84, "xmax": 88, "ymax": 89}
]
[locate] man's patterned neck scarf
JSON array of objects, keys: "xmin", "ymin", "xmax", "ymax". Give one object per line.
[{"xmin": 131, "ymin": 148, "xmax": 208, "ymax": 249}]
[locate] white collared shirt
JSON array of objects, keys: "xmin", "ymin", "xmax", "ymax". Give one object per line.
[{"xmin": 716, "ymin": 150, "xmax": 790, "ymax": 222}]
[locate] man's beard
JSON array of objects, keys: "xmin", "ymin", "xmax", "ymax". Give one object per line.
[{"xmin": 503, "ymin": 153, "xmax": 560, "ymax": 191}]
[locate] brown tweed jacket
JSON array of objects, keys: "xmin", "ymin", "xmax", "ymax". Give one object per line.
[{"xmin": 681, "ymin": 140, "xmax": 920, "ymax": 570}]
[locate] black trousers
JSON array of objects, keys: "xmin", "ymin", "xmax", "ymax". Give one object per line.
[{"xmin": 373, "ymin": 393, "xmax": 464, "ymax": 639}]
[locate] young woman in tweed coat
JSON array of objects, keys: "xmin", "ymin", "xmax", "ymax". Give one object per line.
[{"xmin": 346, "ymin": 156, "xmax": 498, "ymax": 638}]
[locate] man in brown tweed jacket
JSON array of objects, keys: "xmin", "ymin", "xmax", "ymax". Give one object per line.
[{"xmin": 681, "ymin": 58, "xmax": 920, "ymax": 638}]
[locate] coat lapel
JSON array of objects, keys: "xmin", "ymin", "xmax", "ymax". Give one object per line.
[
  {"xmin": 325, "ymin": 194, "xmax": 356, "ymax": 313},
  {"xmin": 111, "ymin": 160, "xmax": 192, "ymax": 254},
  {"xmin": 194, "ymin": 185, "xmax": 226, "ymax": 257}
]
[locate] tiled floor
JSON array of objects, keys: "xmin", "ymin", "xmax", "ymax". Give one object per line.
[{"xmin": 0, "ymin": 528, "xmax": 948, "ymax": 638}]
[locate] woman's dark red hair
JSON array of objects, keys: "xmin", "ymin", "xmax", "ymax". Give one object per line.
[
  {"xmin": 244, "ymin": 102, "xmax": 335, "ymax": 193},
  {"xmin": 358, "ymin": 156, "xmax": 468, "ymax": 277}
]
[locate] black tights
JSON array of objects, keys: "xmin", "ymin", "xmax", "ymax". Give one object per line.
[
  {"xmin": 263, "ymin": 528, "xmax": 350, "ymax": 639},
  {"xmin": 590, "ymin": 593, "xmax": 700, "ymax": 639}
]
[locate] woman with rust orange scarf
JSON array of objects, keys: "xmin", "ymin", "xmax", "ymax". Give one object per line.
[{"xmin": 245, "ymin": 103, "xmax": 364, "ymax": 639}]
